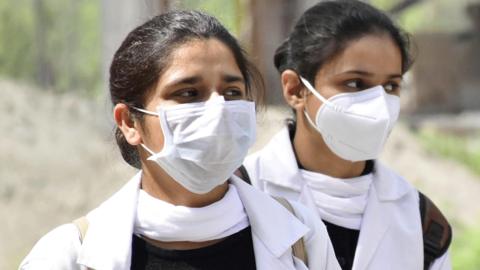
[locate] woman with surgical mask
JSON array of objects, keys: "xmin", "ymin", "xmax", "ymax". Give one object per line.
[
  {"xmin": 19, "ymin": 10, "xmax": 340, "ymax": 270},
  {"xmin": 243, "ymin": 1, "xmax": 452, "ymax": 270}
]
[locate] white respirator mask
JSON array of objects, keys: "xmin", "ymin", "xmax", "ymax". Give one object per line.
[
  {"xmin": 133, "ymin": 96, "xmax": 256, "ymax": 194},
  {"xmin": 300, "ymin": 76, "xmax": 400, "ymax": 162}
]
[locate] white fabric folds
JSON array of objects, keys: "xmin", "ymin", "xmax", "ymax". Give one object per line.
[
  {"xmin": 300, "ymin": 169, "xmax": 373, "ymax": 230},
  {"xmin": 134, "ymin": 184, "xmax": 249, "ymax": 242},
  {"xmin": 136, "ymin": 96, "xmax": 256, "ymax": 194}
]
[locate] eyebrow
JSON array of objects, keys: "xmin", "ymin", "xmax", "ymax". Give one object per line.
[
  {"xmin": 166, "ymin": 76, "xmax": 202, "ymax": 87},
  {"xmin": 165, "ymin": 74, "xmax": 245, "ymax": 88},
  {"xmin": 342, "ymin": 70, "xmax": 403, "ymax": 79},
  {"xmin": 223, "ymin": 74, "xmax": 245, "ymax": 84}
]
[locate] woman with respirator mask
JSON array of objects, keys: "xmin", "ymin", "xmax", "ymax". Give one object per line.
[
  {"xmin": 242, "ymin": 1, "xmax": 452, "ymax": 270},
  {"xmin": 19, "ymin": 10, "xmax": 340, "ymax": 270}
]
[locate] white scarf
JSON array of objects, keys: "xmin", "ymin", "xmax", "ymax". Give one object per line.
[
  {"xmin": 134, "ymin": 184, "xmax": 249, "ymax": 242},
  {"xmin": 300, "ymin": 169, "xmax": 373, "ymax": 230}
]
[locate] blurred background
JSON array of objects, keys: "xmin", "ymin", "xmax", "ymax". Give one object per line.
[{"xmin": 1, "ymin": 0, "xmax": 480, "ymax": 269}]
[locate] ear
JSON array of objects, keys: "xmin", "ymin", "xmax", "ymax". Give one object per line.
[
  {"xmin": 113, "ymin": 103, "xmax": 142, "ymax": 146},
  {"xmin": 281, "ymin": 69, "xmax": 306, "ymax": 110}
]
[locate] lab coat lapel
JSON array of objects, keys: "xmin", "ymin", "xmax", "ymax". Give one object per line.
[
  {"xmin": 352, "ymin": 186, "xmax": 392, "ymax": 270},
  {"xmin": 251, "ymin": 234, "xmax": 297, "ymax": 270},
  {"xmin": 231, "ymin": 176, "xmax": 310, "ymax": 270}
]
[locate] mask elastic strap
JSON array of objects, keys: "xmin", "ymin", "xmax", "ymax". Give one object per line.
[
  {"xmin": 140, "ymin": 143, "xmax": 156, "ymax": 156},
  {"xmin": 131, "ymin": 106, "xmax": 159, "ymax": 117},
  {"xmin": 299, "ymin": 77, "xmax": 343, "ymax": 112},
  {"xmin": 303, "ymin": 110, "xmax": 324, "ymax": 135}
]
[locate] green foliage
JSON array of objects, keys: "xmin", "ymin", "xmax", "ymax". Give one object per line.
[
  {"xmin": 0, "ymin": 0, "xmax": 36, "ymax": 80},
  {"xmin": 371, "ymin": 0, "xmax": 473, "ymax": 34},
  {"xmin": 180, "ymin": 0, "xmax": 242, "ymax": 36},
  {"xmin": 418, "ymin": 129, "xmax": 480, "ymax": 176},
  {"xmin": 0, "ymin": 0, "xmax": 102, "ymax": 96},
  {"xmin": 451, "ymin": 224, "xmax": 480, "ymax": 269},
  {"xmin": 370, "ymin": 0, "xmax": 396, "ymax": 10}
]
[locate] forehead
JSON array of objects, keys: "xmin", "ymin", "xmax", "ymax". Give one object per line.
[
  {"xmin": 159, "ymin": 38, "xmax": 242, "ymax": 81},
  {"xmin": 318, "ymin": 34, "xmax": 402, "ymax": 77}
]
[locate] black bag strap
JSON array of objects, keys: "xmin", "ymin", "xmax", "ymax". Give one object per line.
[
  {"xmin": 419, "ymin": 191, "xmax": 452, "ymax": 269},
  {"xmin": 235, "ymin": 164, "xmax": 251, "ymax": 184}
]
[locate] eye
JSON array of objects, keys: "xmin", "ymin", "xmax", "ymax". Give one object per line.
[
  {"xmin": 174, "ymin": 88, "xmax": 198, "ymax": 98},
  {"xmin": 383, "ymin": 82, "xmax": 400, "ymax": 93},
  {"xmin": 345, "ymin": 79, "xmax": 365, "ymax": 91},
  {"xmin": 222, "ymin": 87, "xmax": 245, "ymax": 100},
  {"xmin": 170, "ymin": 88, "xmax": 201, "ymax": 103}
]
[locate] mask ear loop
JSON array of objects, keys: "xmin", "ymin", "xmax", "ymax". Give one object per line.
[
  {"xmin": 131, "ymin": 106, "xmax": 159, "ymax": 116},
  {"xmin": 301, "ymin": 88, "xmax": 324, "ymax": 135},
  {"xmin": 130, "ymin": 106, "xmax": 164, "ymax": 159},
  {"xmin": 298, "ymin": 75, "xmax": 342, "ymax": 139},
  {"xmin": 296, "ymin": 75, "xmax": 323, "ymax": 135},
  {"xmin": 299, "ymin": 76, "xmax": 343, "ymax": 112}
]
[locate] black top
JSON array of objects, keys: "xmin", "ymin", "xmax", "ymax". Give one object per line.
[
  {"xmin": 323, "ymin": 220, "xmax": 360, "ymax": 270},
  {"xmin": 130, "ymin": 226, "xmax": 256, "ymax": 270}
]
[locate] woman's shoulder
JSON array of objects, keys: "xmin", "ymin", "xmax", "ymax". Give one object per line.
[{"xmin": 19, "ymin": 223, "xmax": 81, "ymax": 270}]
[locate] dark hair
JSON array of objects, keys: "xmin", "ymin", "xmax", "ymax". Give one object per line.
[
  {"xmin": 274, "ymin": 0, "xmax": 413, "ymax": 84},
  {"xmin": 110, "ymin": 10, "xmax": 264, "ymax": 168}
]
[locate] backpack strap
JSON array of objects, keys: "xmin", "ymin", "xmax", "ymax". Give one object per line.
[
  {"xmin": 273, "ymin": 197, "xmax": 308, "ymax": 266},
  {"xmin": 419, "ymin": 191, "xmax": 452, "ymax": 270},
  {"xmin": 73, "ymin": 216, "xmax": 89, "ymax": 244},
  {"xmin": 234, "ymin": 165, "xmax": 251, "ymax": 184}
]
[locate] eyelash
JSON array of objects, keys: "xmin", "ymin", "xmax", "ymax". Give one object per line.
[
  {"xmin": 384, "ymin": 82, "xmax": 400, "ymax": 92},
  {"xmin": 172, "ymin": 87, "xmax": 244, "ymax": 101},
  {"xmin": 174, "ymin": 89, "xmax": 198, "ymax": 98},
  {"xmin": 223, "ymin": 88, "xmax": 244, "ymax": 98},
  {"xmin": 345, "ymin": 80, "xmax": 400, "ymax": 93}
]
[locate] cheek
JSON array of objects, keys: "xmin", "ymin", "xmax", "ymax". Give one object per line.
[
  {"xmin": 321, "ymin": 85, "xmax": 345, "ymax": 99},
  {"xmin": 141, "ymin": 117, "xmax": 165, "ymax": 152},
  {"xmin": 305, "ymin": 94, "xmax": 323, "ymax": 119}
]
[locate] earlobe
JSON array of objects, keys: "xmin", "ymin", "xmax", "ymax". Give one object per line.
[
  {"xmin": 281, "ymin": 69, "xmax": 306, "ymax": 110},
  {"xmin": 113, "ymin": 103, "xmax": 142, "ymax": 146}
]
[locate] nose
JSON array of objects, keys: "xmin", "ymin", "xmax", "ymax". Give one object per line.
[{"xmin": 207, "ymin": 90, "xmax": 221, "ymax": 101}]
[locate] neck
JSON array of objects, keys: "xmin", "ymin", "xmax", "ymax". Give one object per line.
[
  {"xmin": 140, "ymin": 161, "xmax": 229, "ymax": 208},
  {"xmin": 293, "ymin": 115, "xmax": 366, "ymax": 179}
]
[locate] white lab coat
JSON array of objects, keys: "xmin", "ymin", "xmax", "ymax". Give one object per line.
[
  {"xmin": 244, "ymin": 127, "xmax": 451, "ymax": 270},
  {"xmin": 19, "ymin": 171, "xmax": 340, "ymax": 270}
]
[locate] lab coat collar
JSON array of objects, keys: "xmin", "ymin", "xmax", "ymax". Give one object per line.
[
  {"xmin": 258, "ymin": 127, "xmax": 304, "ymax": 191},
  {"xmin": 258, "ymin": 126, "xmax": 413, "ymax": 202},
  {"xmin": 77, "ymin": 171, "xmax": 309, "ymax": 270},
  {"xmin": 373, "ymin": 161, "xmax": 413, "ymax": 201}
]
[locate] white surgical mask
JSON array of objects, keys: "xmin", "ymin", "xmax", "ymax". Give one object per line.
[
  {"xmin": 300, "ymin": 76, "xmax": 400, "ymax": 162},
  {"xmin": 133, "ymin": 96, "xmax": 256, "ymax": 194}
]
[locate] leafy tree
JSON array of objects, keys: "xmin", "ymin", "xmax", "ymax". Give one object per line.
[{"xmin": 0, "ymin": 0, "xmax": 102, "ymax": 96}]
